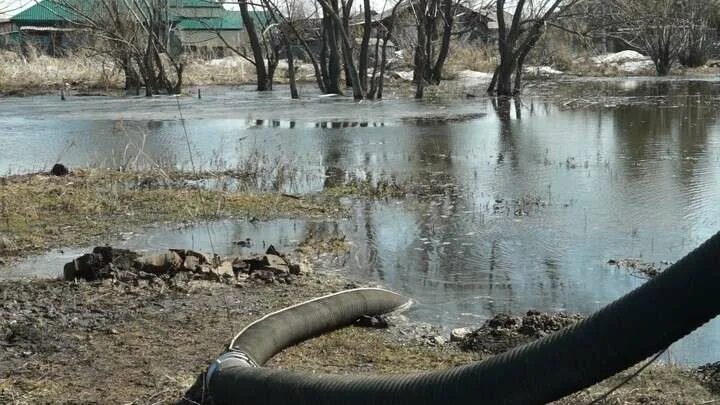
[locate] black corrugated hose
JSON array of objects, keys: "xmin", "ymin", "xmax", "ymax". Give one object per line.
[{"xmin": 204, "ymin": 232, "xmax": 720, "ymax": 404}]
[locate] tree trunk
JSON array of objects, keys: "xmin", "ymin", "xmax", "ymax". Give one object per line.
[
  {"xmin": 358, "ymin": 0, "xmax": 372, "ymax": 91},
  {"xmin": 341, "ymin": 0, "xmax": 354, "ymax": 88},
  {"xmin": 323, "ymin": 13, "xmax": 342, "ymax": 94},
  {"xmin": 414, "ymin": 27, "xmax": 427, "ymax": 99},
  {"xmin": 377, "ymin": 32, "xmax": 390, "ymax": 100},
  {"xmin": 430, "ymin": 0, "xmax": 454, "ymax": 84},
  {"xmin": 413, "ymin": 0, "xmax": 429, "ymax": 99},
  {"xmin": 367, "ymin": 30, "xmax": 381, "ymax": 99},
  {"xmin": 239, "ymin": 0, "xmax": 269, "ymax": 91},
  {"xmin": 284, "ymin": 34, "xmax": 299, "ymax": 99},
  {"xmin": 512, "ymin": 25, "xmax": 542, "ymax": 95},
  {"xmin": 320, "ymin": 24, "xmax": 331, "ymax": 91}
]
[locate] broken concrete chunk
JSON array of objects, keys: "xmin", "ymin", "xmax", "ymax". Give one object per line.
[{"xmin": 136, "ymin": 251, "xmax": 182, "ymax": 273}]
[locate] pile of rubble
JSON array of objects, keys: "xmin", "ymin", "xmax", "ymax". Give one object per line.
[
  {"xmin": 460, "ymin": 310, "xmax": 583, "ymax": 355},
  {"xmin": 695, "ymin": 362, "xmax": 720, "ymax": 393},
  {"xmin": 63, "ymin": 245, "xmax": 309, "ymax": 285}
]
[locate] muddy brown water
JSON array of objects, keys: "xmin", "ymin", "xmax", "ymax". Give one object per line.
[{"xmin": 2, "ymin": 79, "xmax": 720, "ymax": 365}]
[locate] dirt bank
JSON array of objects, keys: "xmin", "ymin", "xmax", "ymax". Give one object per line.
[{"xmin": 1, "ymin": 255, "xmax": 717, "ymax": 404}]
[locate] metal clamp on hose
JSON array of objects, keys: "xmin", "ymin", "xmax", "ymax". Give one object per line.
[{"xmin": 206, "ymin": 350, "xmax": 259, "ymax": 389}]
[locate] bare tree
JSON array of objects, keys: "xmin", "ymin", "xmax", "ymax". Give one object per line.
[
  {"xmin": 487, "ymin": 0, "xmax": 584, "ymax": 96},
  {"xmin": 412, "ymin": 0, "xmax": 461, "ymax": 98},
  {"xmin": 609, "ymin": 0, "xmax": 689, "ymax": 75},
  {"xmin": 578, "ymin": 0, "xmax": 716, "ymax": 74},
  {"xmin": 51, "ymin": 0, "xmax": 185, "ymax": 95}
]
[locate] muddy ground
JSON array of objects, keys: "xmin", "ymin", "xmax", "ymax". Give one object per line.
[{"xmin": 1, "ymin": 265, "xmax": 717, "ymax": 404}]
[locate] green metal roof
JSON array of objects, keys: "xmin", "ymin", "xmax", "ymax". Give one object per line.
[
  {"xmin": 11, "ymin": 0, "xmax": 237, "ymax": 25},
  {"xmin": 12, "ymin": 0, "xmax": 270, "ymax": 33},
  {"xmin": 11, "ymin": 0, "xmax": 90, "ymax": 24}
]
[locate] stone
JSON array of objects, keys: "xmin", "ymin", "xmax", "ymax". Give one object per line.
[
  {"xmin": 450, "ymin": 327, "xmax": 472, "ymax": 342},
  {"xmin": 250, "ymin": 269, "xmax": 275, "ymax": 282},
  {"xmin": 233, "ymin": 238, "xmax": 252, "ymax": 247},
  {"xmin": 355, "ymin": 315, "xmax": 389, "ymax": 329},
  {"xmin": 63, "ymin": 253, "xmax": 108, "ymax": 281},
  {"xmin": 266, "ymin": 245, "xmax": 282, "ymax": 256},
  {"xmin": 231, "ymin": 258, "xmax": 250, "ymax": 274},
  {"xmin": 171, "ymin": 249, "xmax": 213, "ymax": 266},
  {"xmin": 211, "ymin": 261, "xmax": 235, "ymax": 279},
  {"xmin": 0, "ymin": 235, "xmax": 16, "ymax": 251},
  {"xmin": 289, "ymin": 260, "xmax": 312, "ymax": 275},
  {"xmin": 264, "ymin": 254, "xmax": 289, "ymax": 274},
  {"xmin": 50, "ymin": 163, "xmax": 69, "ymax": 176},
  {"xmin": 136, "ymin": 251, "xmax": 182, "ymax": 274},
  {"xmin": 182, "ymin": 255, "xmax": 200, "ymax": 271},
  {"xmin": 431, "ymin": 335, "xmax": 447, "ymax": 346},
  {"xmin": 243, "ymin": 255, "xmax": 268, "ymax": 270}
]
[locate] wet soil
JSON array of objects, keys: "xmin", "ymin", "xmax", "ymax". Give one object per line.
[{"xmin": 1, "ymin": 267, "xmax": 717, "ymax": 404}]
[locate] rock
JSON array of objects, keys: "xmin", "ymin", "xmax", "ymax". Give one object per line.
[
  {"xmin": 136, "ymin": 251, "xmax": 182, "ymax": 274},
  {"xmin": 64, "ymin": 253, "xmax": 109, "ymax": 281},
  {"xmin": 266, "ymin": 245, "xmax": 283, "ymax": 257},
  {"xmin": 233, "ymin": 238, "xmax": 252, "ymax": 247},
  {"xmin": 171, "ymin": 249, "xmax": 213, "ymax": 266},
  {"xmin": 250, "ymin": 269, "xmax": 275, "ymax": 282},
  {"xmin": 264, "ymin": 254, "xmax": 289, "ymax": 274},
  {"xmin": 231, "ymin": 257, "xmax": 250, "ymax": 274},
  {"xmin": 243, "ymin": 255, "xmax": 268, "ymax": 270},
  {"xmin": 182, "ymin": 255, "xmax": 200, "ymax": 271},
  {"xmin": 0, "ymin": 235, "xmax": 17, "ymax": 251},
  {"xmin": 461, "ymin": 311, "xmax": 583, "ymax": 355},
  {"xmin": 211, "ymin": 261, "xmax": 235, "ymax": 280},
  {"xmin": 289, "ymin": 260, "xmax": 312, "ymax": 275},
  {"xmin": 355, "ymin": 315, "xmax": 389, "ymax": 329},
  {"xmin": 695, "ymin": 362, "xmax": 720, "ymax": 392},
  {"xmin": 431, "ymin": 335, "xmax": 447, "ymax": 345},
  {"xmin": 50, "ymin": 163, "xmax": 69, "ymax": 176},
  {"xmin": 450, "ymin": 327, "xmax": 472, "ymax": 342}
]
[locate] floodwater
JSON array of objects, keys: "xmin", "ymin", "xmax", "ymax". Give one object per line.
[{"xmin": 2, "ymin": 78, "xmax": 720, "ymax": 365}]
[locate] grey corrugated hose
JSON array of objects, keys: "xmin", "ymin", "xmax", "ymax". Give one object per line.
[{"xmin": 205, "ymin": 232, "xmax": 720, "ymax": 404}]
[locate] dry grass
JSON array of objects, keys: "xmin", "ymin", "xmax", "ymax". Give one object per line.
[
  {"xmin": 0, "ymin": 49, "xmax": 121, "ymax": 94},
  {"xmin": 446, "ymin": 42, "xmax": 497, "ymax": 74},
  {"xmin": 183, "ymin": 55, "xmax": 254, "ymax": 86},
  {"xmin": 269, "ymin": 326, "xmax": 481, "ymax": 374},
  {"xmin": 0, "ymin": 169, "xmax": 343, "ymax": 260},
  {"xmin": 0, "ymin": 50, "xmax": 282, "ymax": 94},
  {"xmin": 556, "ymin": 362, "xmax": 717, "ymax": 404}
]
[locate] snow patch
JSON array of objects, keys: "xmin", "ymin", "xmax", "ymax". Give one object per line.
[
  {"xmin": 591, "ymin": 51, "xmax": 650, "ymax": 65},
  {"xmin": 391, "ymin": 70, "xmax": 414, "ymax": 81},
  {"xmin": 524, "ymin": 65, "xmax": 563, "ymax": 76},
  {"xmin": 618, "ymin": 60, "xmax": 655, "ymax": 73}
]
